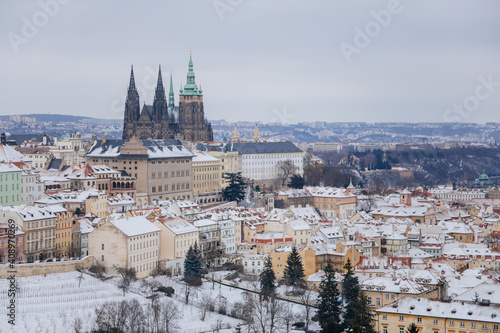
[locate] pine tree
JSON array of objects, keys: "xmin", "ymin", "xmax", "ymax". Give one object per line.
[
  {"xmin": 283, "ymin": 247, "xmax": 305, "ymax": 292},
  {"xmin": 192, "ymin": 242, "xmax": 203, "ymax": 277},
  {"xmin": 184, "ymin": 243, "xmax": 202, "ymax": 285},
  {"xmin": 317, "ymin": 264, "xmax": 342, "ymax": 333},
  {"xmin": 289, "ymin": 174, "xmax": 305, "ymax": 189},
  {"xmin": 259, "ymin": 257, "xmax": 276, "ymax": 300},
  {"xmin": 342, "ymin": 259, "xmax": 376, "ymax": 333},
  {"xmin": 222, "ymin": 172, "xmax": 246, "ymax": 202},
  {"xmin": 406, "ymin": 323, "xmax": 420, "ymax": 333},
  {"xmin": 342, "ymin": 258, "xmax": 360, "ymax": 324},
  {"xmin": 348, "ymin": 294, "xmax": 376, "ymax": 333}
]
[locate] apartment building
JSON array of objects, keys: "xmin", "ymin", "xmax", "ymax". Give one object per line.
[{"xmin": 88, "ymin": 216, "xmax": 161, "ymax": 279}]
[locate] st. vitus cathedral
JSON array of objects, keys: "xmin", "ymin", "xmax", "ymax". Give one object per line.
[{"xmin": 122, "ymin": 54, "xmax": 213, "ymax": 142}]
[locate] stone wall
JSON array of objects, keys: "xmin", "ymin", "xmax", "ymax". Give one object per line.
[{"xmin": 0, "ymin": 256, "xmax": 95, "ymax": 278}]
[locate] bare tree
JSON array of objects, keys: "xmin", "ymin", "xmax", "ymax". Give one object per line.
[
  {"xmin": 126, "ymin": 299, "xmax": 145, "ymax": 333},
  {"xmin": 88, "ymin": 261, "xmax": 106, "ymax": 279},
  {"xmin": 200, "ymin": 292, "xmax": 215, "ymax": 321},
  {"xmin": 217, "ymin": 294, "xmax": 228, "ymax": 315},
  {"xmin": 140, "ymin": 279, "xmax": 161, "ymax": 296},
  {"xmin": 159, "ymin": 298, "xmax": 179, "ymax": 333},
  {"xmin": 94, "ymin": 300, "xmax": 143, "ymax": 333},
  {"xmin": 183, "ymin": 282, "xmax": 193, "ymax": 305},
  {"xmin": 280, "ymin": 302, "xmax": 294, "ymax": 333},
  {"xmin": 277, "ymin": 159, "xmax": 297, "ymax": 187},
  {"xmin": 298, "ymin": 289, "xmax": 314, "ymax": 331},
  {"xmin": 247, "ymin": 294, "xmax": 284, "ymax": 333},
  {"xmin": 146, "ymin": 297, "xmax": 161, "ymax": 333},
  {"xmin": 114, "ymin": 266, "xmax": 137, "ymax": 296}
]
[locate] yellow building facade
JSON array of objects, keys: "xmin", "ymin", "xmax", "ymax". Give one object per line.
[
  {"xmin": 376, "ymin": 297, "xmax": 500, "ymax": 333},
  {"xmin": 270, "ymin": 247, "xmax": 316, "ymax": 280}
]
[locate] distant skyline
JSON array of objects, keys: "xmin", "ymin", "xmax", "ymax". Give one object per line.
[{"xmin": 1, "ymin": 1, "xmax": 499, "ymax": 124}]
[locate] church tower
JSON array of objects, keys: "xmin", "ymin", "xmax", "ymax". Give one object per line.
[
  {"xmin": 232, "ymin": 124, "xmax": 240, "ymax": 142},
  {"xmin": 152, "ymin": 66, "xmax": 169, "ymax": 138},
  {"xmin": 252, "ymin": 124, "xmax": 260, "ymax": 142},
  {"xmin": 178, "ymin": 52, "xmax": 214, "ymax": 142},
  {"xmin": 122, "ymin": 55, "xmax": 213, "ymax": 142},
  {"xmin": 123, "ymin": 66, "xmax": 140, "ymax": 140}
]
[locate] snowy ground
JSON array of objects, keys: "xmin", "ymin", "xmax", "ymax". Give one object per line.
[{"xmin": 0, "ymin": 271, "xmax": 320, "ymax": 333}]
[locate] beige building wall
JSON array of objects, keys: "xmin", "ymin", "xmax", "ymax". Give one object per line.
[
  {"xmin": 286, "ymin": 224, "xmax": 311, "ymax": 247},
  {"xmin": 127, "ymin": 231, "xmax": 161, "ymax": 279},
  {"xmin": 3, "ymin": 210, "xmax": 57, "ymax": 262},
  {"xmin": 207, "ymin": 151, "xmax": 242, "ymax": 187},
  {"xmin": 270, "ymin": 247, "xmax": 316, "ymax": 280},
  {"xmin": 153, "ymin": 219, "xmax": 198, "ymax": 260},
  {"xmin": 89, "ymin": 221, "xmax": 161, "ymax": 279},
  {"xmin": 89, "ymin": 223, "xmax": 127, "ymax": 273},
  {"xmin": 85, "ymin": 193, "xmax": 108, "ymax": 218},
  {"xmin": 192, "ymin": 156, "xmax": 222, "ymax": 197},
  {"xmin": 86, "ymin": 139, "xmax": 193, "ymax": 206},
  {"xmin": 55, "ymin": 211, "xmax": 73, "ymax": 258}
]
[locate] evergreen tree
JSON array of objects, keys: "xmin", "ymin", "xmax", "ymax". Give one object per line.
[
  {"xmin": 317, "ymin": 264, "xmax": 342, "ymax": 333},
  {"xmin": 283, "ymin": 247, "xmax": 305, "ymax": 292},
  {"xmin": 259, "ymin": 257, "xmax": 276, "ymax": 300},
  {"xmin": 342, "ymin": 258, "xmax": 360, "ymax": 324},
  {"xmin": 406, "ymin": 323, "xmax": 420, "ymax": 333},
  {"xmin": 342, "ymin": 259, "xmax": 376, "ymax": 333},
  {"xmin": 348, "ymin": 294, "xmax": 376, "ymax": 333},
  {"xmin": 184, "ymin": 243, "xmax": 202, "ymax": 285},
  {"xmin": 222, "ymin": 172, "xmax": 246, "ymax": 202},
  {"xmin": 288, "ymin": 174, "xmax": 305, "ymax": 189}
]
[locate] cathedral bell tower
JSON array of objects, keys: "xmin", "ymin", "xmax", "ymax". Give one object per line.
[
  {"xmin": 123, "ymin": 65, "xmax": 140, "ymax": 140},
  {"xmin": 178, "ymin": 52, "xmax": 214, "ymax": 142}
]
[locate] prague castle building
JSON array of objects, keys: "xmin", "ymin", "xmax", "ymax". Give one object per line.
[{"xmin": 122, "ymin": 54, "xmax": 213, "ymax": 142}]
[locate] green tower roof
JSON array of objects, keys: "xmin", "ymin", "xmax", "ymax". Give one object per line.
[
  {"xmin": 168, "ymin": 73, "xmax": 175, "ymax": 108},
  {"xmin": 180, "ymin": 52, "xmax": 200, "ymax": 96}
]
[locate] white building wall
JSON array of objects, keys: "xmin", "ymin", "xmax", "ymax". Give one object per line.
[
  {"xmin": 21, "ymin": 173, "xmax": 44, "ymax": 206},
  {"xmin": 241, "ymin": 152, "xmax": 303, "ymax": 181}
]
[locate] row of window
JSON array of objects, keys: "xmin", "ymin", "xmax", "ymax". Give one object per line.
[
  {"xmin": 382, "ymin": 315, "xmax": 499, "ymax": 331},
  {"xmin": 194, "ymin": 173, "xmax": 219, "ymax": 181},
  {"xmin": 0, "ymin": 193, "xmax": 20, "ymax": 203},
  {"xmin": 0, "ymin": 173, "xmax": 20, "ymax": 181},
  {"xmin": 152, "ymin": 170, "xmax": 190, "ymax": 179},
  {"xmin": 130, "ymin": 250, "xmax": 158, "ymax": 263},
  {"xmin": 151, "ymin": 159, "xmax": 190, "ymax": 164},
  {"xmin": 152, "ymin": 183, "xmax": 190, "ymax": 193}
]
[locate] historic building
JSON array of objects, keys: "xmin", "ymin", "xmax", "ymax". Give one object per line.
[
  {"xmin": 85, "ymin": 137, "xmax": 194, "ymax": 205},
  {"xmin": 122, "ymin": 54, "xmax": 213, "ymax": 142}
]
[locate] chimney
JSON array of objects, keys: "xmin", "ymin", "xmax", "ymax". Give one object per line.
[{"xmin": 102, "ymin": 136, "xmax": 107, "ymax": 143}]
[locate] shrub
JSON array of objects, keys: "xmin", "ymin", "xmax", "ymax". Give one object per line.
[{"xmin": 157, "ymin": 286, "xmax": 175, "ymax": 297}]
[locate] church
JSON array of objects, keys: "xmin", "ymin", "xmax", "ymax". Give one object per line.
[{"xmin": 122, "ymin": 54, "xmax": 214, "ymax": 142}]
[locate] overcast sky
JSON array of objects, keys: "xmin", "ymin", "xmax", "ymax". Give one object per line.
[{"xmin": 1, "ymin": 1, "xmax": 499, "ymax": 123}]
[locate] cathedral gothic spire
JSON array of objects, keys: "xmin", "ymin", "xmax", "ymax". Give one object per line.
[
  {"xmin": 169, "ymin": 73, "xmax": 175, "ymax": 108},
  {"xmin": 122, "ymin": 54, "xmax": 213, "ymax": 142},
  {"xmin": 153, "ymin": 65, "xmax": 167, "ymax": 123},
  {"xmin": 129, "ymin": 65, "xmax": 136, "ymax": 90}
]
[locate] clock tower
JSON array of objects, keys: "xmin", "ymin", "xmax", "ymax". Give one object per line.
[{"xmin": 178, "ymin": 52, "xmax": 213, "ymax": 142}]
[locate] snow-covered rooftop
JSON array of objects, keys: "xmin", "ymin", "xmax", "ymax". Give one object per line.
[{"xmin": 109, "ymin": 216, "xmax": 161, "ymax": 237}]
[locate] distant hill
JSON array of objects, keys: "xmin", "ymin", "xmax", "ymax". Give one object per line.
[{"xmin": 0, "ymin": 114, "xmax": 114, "ymax": 122}]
